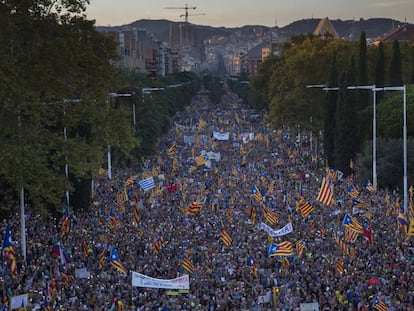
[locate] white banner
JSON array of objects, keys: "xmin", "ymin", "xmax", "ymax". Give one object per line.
[
  {"xmin": 213, "ymin": 132, "xmax": 229, "ymax": 141},
  {"xmin": 10, "ymin": 294, "xmax": 28, "ymax": 310},
  {"xmin": 175, "ymin": 122, "xmax": 196, "ymax": 131},
  {"xmin": 300, "ymin": 302, "xmax": 319, "ymax": 311},
  {"xmin": 259, "ymin": 222, "xmax": 293, "ymax": 237},
  {"xmin": 131, "ymin": 272, "xmax": 189, "ymax": 290},
  {"xmin": 75, "ymin": 268, "xmax": 91, "ymax": 279},
  {"xmin": 207, "ymin": 151, "xmax": 221, "ymax": 161}
]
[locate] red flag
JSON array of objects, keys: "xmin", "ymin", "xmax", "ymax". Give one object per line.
[
  {"xmin": 363, "ymin": 226, "xmax": 372, "ymax": 243},
  {"xmin": 166, "ymin": 183, "xmax": 177, "ymax": 193}
]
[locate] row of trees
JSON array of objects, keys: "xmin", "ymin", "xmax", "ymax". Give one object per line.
[
  {"xmin": 0, "ymin": 1, "xmax": 199, "ymax": 216},
  {"xmin": 251, "ymin": 32, "xmax": 414, "ymax": 188}
]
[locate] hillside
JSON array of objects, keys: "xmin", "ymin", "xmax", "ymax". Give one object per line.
[
  {"xmin": 280, "ymin": 17, "xmax": 401, "ymax": 39},
  {"xmin": 96, "ymin": 17, "xmax": 410, "ymax": 44}
]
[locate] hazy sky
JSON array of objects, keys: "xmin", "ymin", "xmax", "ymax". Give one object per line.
[{"xmin": 86, "ymin": 0, "xmax": 413, "ymax": 28}]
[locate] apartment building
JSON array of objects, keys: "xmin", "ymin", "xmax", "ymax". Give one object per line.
[{"xmin": 102, "ymin": 29, "xmax": 179, "ymax": 77}]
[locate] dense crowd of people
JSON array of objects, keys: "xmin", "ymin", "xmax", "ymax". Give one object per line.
[{"xmin": 1, "ymin": 90, "xmax": 414, "ymax": 311}]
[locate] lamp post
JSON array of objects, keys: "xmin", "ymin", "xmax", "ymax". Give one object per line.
[
  {"xmin": 142, "ymin": 88, "xmax": 165, "ymax": 109},
  {"xmin": 306, "ymin": 84, "xmax": 326, "ymax": 154},
  {"xmin": 61, "ymin": 98, "xmax": 81, "ymax": 206},
  {"xmin": 306, "ymin": 84, "xmax": 339, "ymax": 92},
  {"xmin": 306, "ymin": 84, "xmax": 339, "ymax": 163},
  {"xmin": 383, "ymin": 85, "xmax": 408, "ymax": 215},
  {"xmin": 322, "ymin": 87, "xmax": 339, "ymax": 91},
  {"xmin": 347, "ymin": 85, "xmax": 378, "ymax": 189},
  {"xmin": 108, "ymin": 92, "xmax": 134, "ymax": 126},
  {"xmin": 106, "ymin": 92, "xmax": 134, "ymax": 180},
  {"xmin": 306, "ymin": 84, "xmax": 327, "ymax": 89},
  {"xmin": 17, "ymin": 108, "xmax": 26, "ymax": 262},
  {"xmin": 307, "ymin": 83, "xmax": 409, "ymax": 214},
  {"xmin": 106, "ymin": 145, "xmax": 111, "ymax": 180},
  {"xmin": 142, "ymin": 87, "xmax": 165, "ymax": 96}
]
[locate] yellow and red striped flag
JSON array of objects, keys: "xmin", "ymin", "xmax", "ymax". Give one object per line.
[
  {"xmin": 299, "ymin": 200, "xmax": 314, "ymax": 218},
  {"xmin": 246, "ymin": 206, "xmax": 256, "ymax": 225},
  {"xmin": 110, "ymin": 247, "xmax": 127, "ymax": 275},
  {"xmin": 373, "ymin": 300, "xmax": 389, "ymax": 311},
  {"xmin": 349, "ymin": 246, "xmax": 356, "ymax": 259},
  {"xmin": 181, "ymin": 257, "xmax": 194, "ymax": 274},
  {"xmin": 225, "ymin": 208, "xmax": 233, "ymax": 222},
  {"xmin": 168, "ymin": 142, "xmax": 177, "ymax": 157},
  {"xmin": 336, "ymin": 257, "xmax": 344, "ymax": 274},
  {"xmin": 220, "ymin": 227, "xmax": 232, "ymax": 247},
  {"xmin": 153, "ymin": 237, "xmax": 164, "ymax": 255},
  {"xmin": 335, "ymin": 236, "xmax": 348, "ymax": 254},
  {"xmin": 296, "ymin": 240, "xmax": 306, "ymax": 258},
  {"xmin": 98, "ymin": 249, "xmax": 106, "ymax": 269},
  {"xmin": 124, "ymin": 175, "xmax": 137, "ymax": 188},
  {"xmin": 316, "ymin": 177, "xmax": 333, "ymax": 206},
  {"xmin": 262, "ymin": 204, "xmax": 278, "ymax": 225},
  {"xmin": 83, "ymin": 243, "xmax": 90, "ymax": 259},
  {"xmin": 268, "ymin": 241, "xmax": 294, "ymax": 257},
  {"xmin": 134, "ymin": 203, "xmax": 140, "ymax": 226}
]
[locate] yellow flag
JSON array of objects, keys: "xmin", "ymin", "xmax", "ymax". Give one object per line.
[{"xmin": 408, "ymin": 218, "xmax": 414, "ymax": 236}]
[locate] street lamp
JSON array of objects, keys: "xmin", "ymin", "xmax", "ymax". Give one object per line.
[
  {"xmin": 142, "ymin": 88, "xmax": 165, "ymax": 107},
  {"xmin": 306, "ymin": 84, "xmax": 339, "ymax": 162},
  {"xmin": 142, "ymin": 87, "xmax": 165, "ymax": 95},
  {"xmin": 347, "ymin": 85, "xmax": 408, "ymax": 214},
  {"xmin": 306, "ymin": 84, "xmax": 327, "ymax": 89},
  {"xmin": 108, "ymin": 92, "xmax": 134, "ymax": 126},
  {"xmin": 307, "ymin": 84, "xmax": 409, "ymax": 214},
  {"xmin": 166, "ymin": 84, "xmax": 183, "ymax": 88},
  {"xmin": 63, "ymin": 98, "xmax": 81, "ymax": 206},
  {"xmin": 383, "ymin": 85, "xmax": 408, "ymax": 215},
  {"xmin": 21, "ymin": 98, "xmax": 80, "ymax": 262},
  {"xmin": 347, "ymin": 85, "xmax": 378, "ymax": 189},
  {"xmin": 322, "ymin": 87, "xmax": 339, "ymax": 91},
  {"xmin": 106, "ymin": 92, "xmax": 135, "ymax": 180}
]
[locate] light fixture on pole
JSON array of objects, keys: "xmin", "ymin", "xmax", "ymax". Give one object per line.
[
  {"xmin": 107, "ymin": 145, "xmax": 112, "ymax": 180},
  {"xmin": 383, "ymin": 85, "xmax": 408, "ymax": 215},
  {"xmin": 108, "ymin": 92, "xmax": 134, "ymax": 126},
  {"xmin": 306, "ymin": 84, "xmax": 327, "ymax": 89},
  {"xmin": 17, "ymin": 108, "xmax": 26, "ymax": 262},
  {"xmin": 306, "ymin": 84, "xmax": 339, "ymax": 164},
  {"xmin": 62, "ymin": 98, "xmax": 81, "ymax": 205},
  {"xmin": 322, "ymin": 87, "xmax": 339, "ymax": 91},
  {"xmin": 142, "ymin": 87, "xmax": 165, "ymax": 95},
  {"xmin": 142, "ymin": 88, "xmax": 165, "ymax": 108},
  {"xmin": 347, "ymin": 84, "xmax": 378, "ymax": 189},
  {"xmin": 106, "ymin": 92, "xmax": 134, "ymax": 180}
]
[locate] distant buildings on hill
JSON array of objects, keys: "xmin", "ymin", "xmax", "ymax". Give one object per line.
[{"xmin": 98, "ymin": 18, "xmax": 414, "ymax": 79}]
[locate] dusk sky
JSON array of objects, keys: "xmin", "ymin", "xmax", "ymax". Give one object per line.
[{"xmin": 86, "ymin": 0, "xmax": 413, "ymax": 28}]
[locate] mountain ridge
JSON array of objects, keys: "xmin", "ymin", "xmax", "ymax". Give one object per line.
[{"xmin": 96, "ymin": 17, "xmax": 411, "ymax": 42}]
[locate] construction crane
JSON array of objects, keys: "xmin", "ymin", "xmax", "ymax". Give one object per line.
[
  {"xmin": 180, "ymin": 13, "xmax": 206, "ymax": 22},
  {"xmin": 164, "ymin": 4, "xmax": 196, "ymax": 23}
]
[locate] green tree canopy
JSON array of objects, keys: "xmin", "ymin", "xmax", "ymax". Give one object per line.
[{"xmin": 0, "ymin": 0, "xmax": 133, "ymax": 215}]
